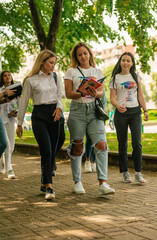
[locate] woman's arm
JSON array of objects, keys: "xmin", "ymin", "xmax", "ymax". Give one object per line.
[
  {"xmin": 64, "ymin": 79, "xmax": 82, "ymax": 99},
  {"xmin": 138, "ymin": 82, "xmax": 149, "ymax": 121},
  {"xmin": 0, "ymin": 89, "xmax": 16, "ymax": 103},
  {"xmin": 64, "ymin": 79, "xmax": 104, "ymax": 99},
  {"xmin": 110, "ymin": 88, "xmax": 127, "ymax": 113}
]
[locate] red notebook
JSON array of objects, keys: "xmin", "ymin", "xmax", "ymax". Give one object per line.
[{"xmin": 77, "ymin": 78, "xmax": 102, "ymax": 95}]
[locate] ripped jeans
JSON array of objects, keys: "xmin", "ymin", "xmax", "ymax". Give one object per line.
[{"xmin": 67, "ymin": 101, "xmax": 108, "ymax": 182}]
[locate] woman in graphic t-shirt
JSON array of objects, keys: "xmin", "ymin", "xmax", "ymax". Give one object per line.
[
  {"xmin": 109, "ymin": 52, "xmax": 149, "ymax": 184},
  {"xmin": 64, "ymin": 42, "xmax": 115, "ymax": 196}
]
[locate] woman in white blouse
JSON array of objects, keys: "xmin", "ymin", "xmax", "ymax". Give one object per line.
[{"xmin": 16, "ymin": 50, "xmax": 63, "ymax": 200}]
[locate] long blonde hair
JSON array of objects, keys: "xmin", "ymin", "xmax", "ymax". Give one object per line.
[
  {"xmin": 23, "ymin": 49, "xmax": 56, "ymax": 85},
  {"xmin": 70, "ymin": 42, "xmax": 95, "ymax": 68}
]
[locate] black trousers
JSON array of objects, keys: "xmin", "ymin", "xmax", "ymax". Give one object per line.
[
  {"xmin": 32, "ymin": 104, "xmax": 60, "ymax": 184},
  {"xmin": 114, "ymin": 107, "xmax": 142, "ymax": 173},
  {"xmin": 53, "ymin": 117, "xmax": 65, "ymax": 171}
]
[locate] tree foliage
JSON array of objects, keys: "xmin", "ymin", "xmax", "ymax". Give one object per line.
[{"xmin": 0, "ymin": 0, "xmax": 157, "ymax": 73}]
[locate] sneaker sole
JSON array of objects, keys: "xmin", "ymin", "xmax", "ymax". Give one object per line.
[
  {"xmin": 98, "ymin": 190, "xmax": 115, "ymax": 196},
  {"xmin": 8, "ymin": 176, "xmax": 16, "ymax": 179},
  {"xmin": 123, "ymin": 180, "xmax": 132, "ymax": 183},
  {"xmin": 134, "ymin": 180, "xmax": 146, "ymax": 184},
  {"xmin": 73, "ymin": 191, "xmax": 86, "ymax": 194},
  {"xmin": 45, "ymin": 194, "xmax": 55, "ymax": 200}
]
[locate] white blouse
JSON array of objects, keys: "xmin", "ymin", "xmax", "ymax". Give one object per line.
[
  {"xmin": 0, "ymin": 85, "xmax": 20, "ymax": 125},
  {"xmin": 17, "ymin": 71, "xmax": 63, "ymax": 125}
]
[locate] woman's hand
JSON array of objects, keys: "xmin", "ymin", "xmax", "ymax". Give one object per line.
[
  {"xmin": 53, "ymin": 108, "xmax": 62, "ymax": 122},
  {"xmin": 117, "ymin": 104, "xmax": 127, "ymax": 113},
  {"xmin": 143, "ymin": 111, "xmax": 149, "ymax": 121},
  {"xmin": 6, "ymin": 89, "xmax": 16, "ymax": 97},
  {"xmin": 16, "ymin": 125, "xmax": 23, "ymax": 138},
  {"xmin": 86, "ymin": 86, "xmax": 97, "ymax": 97},
  {"xmin": 9, "ymin": 110, "xmax": 17, "ymax": 118}
]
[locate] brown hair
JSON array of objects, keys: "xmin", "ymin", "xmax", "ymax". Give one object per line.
[
  {"xmin": 70, "ymin": 42, "xmax": 95, "ymax": 68},
  {"xmin": 0, "ymin": 71, "xmax": 14, "ymax": 87}
]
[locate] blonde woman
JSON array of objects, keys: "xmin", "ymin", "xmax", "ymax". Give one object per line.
[
  {"xmin": 64, "ymin": 42, "xmax": 115, "ymax": 196},
  {"xmin": 16, "ymin": 49, "xmax": 63, "ymax": 200}
]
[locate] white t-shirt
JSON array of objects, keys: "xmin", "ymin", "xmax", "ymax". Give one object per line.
[
  {"xmin": 64, "ymin": 66, "xmax": 104, "ymax": 103},
  {"xmin": 109, "ymin": 73, "xmax": 141, "ymax": 108}
]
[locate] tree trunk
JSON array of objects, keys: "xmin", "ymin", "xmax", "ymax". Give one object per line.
[
  {"xmin": 46, "ymin": 0, "xmax": 63, "ymax": 52},
  {"xmin": 28, "ymin": 0, "xmax": 46, "ymax": 50},
  {"xmin": 28, "ymin": 0, "xmax": 63, "ymax": 52}
]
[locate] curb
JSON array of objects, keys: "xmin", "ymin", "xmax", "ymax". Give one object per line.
[{"xmin": 15, "ymin": 143, "xmax": 157, "ymax": 172}]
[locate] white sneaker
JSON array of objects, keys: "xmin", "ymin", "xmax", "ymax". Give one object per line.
[
  {"xmin": 123, "ymin": 171, "xmax": 132, "ymax": 183},
  {"xmin": 98, "ymin": 182, "xmax": 115, "ymax": 196},
  {"xmin": 73, "ymin": 182, "xmax": 85, "ymax": 194},
  {"xmin": 45, "ymin": 188, "xmax": 55, "ymax": 200},
  {"xmin": 91, "ymin": 162, "xmax": 96, "ymax": 172},
  {"xmin": 8, "ymin": 170, "xmax": 16, "ymax": 179},
  {"xmin": 135, "ymin": 172, "xmax": 146, "ymax": 184},
  {"xmin": 85, "ymin": 161, "xmax": 92, "ymax": 173}
]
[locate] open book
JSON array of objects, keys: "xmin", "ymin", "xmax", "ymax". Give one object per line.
[
  {"xmin": 76, "ymin": 76, "xmax": 105, "ymax": 95},
  {"xmin": 6, "ymin": 82, "xmax": 22, "ymax": 100}
]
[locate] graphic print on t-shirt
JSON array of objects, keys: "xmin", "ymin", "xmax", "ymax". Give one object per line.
[{"xmin": 120, "ymin": 81, "xmax": 136, "ymax": 102}]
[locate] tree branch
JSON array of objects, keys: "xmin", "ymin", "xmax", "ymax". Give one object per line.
[
  {"xmin": 46, "ymin": 0, "xmax": 63, "ymax": 52},
  {"xmin": 28, "ymin": 0, "xmax": 46, "ymax": 50}
]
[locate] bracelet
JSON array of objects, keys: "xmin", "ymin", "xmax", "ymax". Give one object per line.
[{"xmin": 80, "ymin": 92, "xmax": 85, "ymax": 97}]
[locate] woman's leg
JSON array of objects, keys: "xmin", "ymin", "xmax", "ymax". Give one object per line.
[
  {"xmin": 4, "ymin": 122, "xmax": 15, "ymax": 172},
  {"xmin": 85, "ymin": 131, "xmax": 92, "ymax": 160},
  {"xmin": 32, "ymin": 118, "xmax": 59, "ymax": 185},
  {"xmin": 129, "ymin": 113, "xmax": 142, "ymax": 172},
  {"xmin": 67, "ymin": 102, "xmax": 87, "ymax": 183},
  {"xmin": 114, "ymin": 111, "xmax": 129, "ymax": 173},
  {"xmin": 0, "ymin": 117, "xmax": 7, "ymax": 158}
]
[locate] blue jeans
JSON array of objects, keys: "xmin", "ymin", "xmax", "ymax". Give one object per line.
[
  {"xmin": 114, "ymin": 107, "xmax": 142, "ymax": 172},
  {"xmin": 0, "ymin": 117, "xmax": 7, "ymax": 158},
  {"xmin": 85, "ymin": 131, "xmax": 96, "ymax": 162},
  {"xmin": 67, "ymin": 101, "xmax": 108, "ymax": 182}
]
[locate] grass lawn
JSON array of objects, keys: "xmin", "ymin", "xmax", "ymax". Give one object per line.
[{"xmin": 15, "ymin": 130, "xmax": 157, "ymax": 155}]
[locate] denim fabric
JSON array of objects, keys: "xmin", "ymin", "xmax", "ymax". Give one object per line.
[
  {"xmin": 114, "ymin": 107, "xmax": 142, "ymax": 172},
  {"xmin": 0, "ymin": 117, "xmax": 7, "ymax": 158},
  {"xmin": 32, "ymin": 104, "xmax": 60, "ymax": 184},
  {"xmin": 67, "ymin": 101, "xmax": 108, "ymax": 182},
  {"xmin": 85, "ymin": 131, "xmax": 96, "ymax": 162}
]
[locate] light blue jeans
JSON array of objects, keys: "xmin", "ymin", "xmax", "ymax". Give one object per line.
[{"xmin": 67, "ymin": 101, "xmax": 108, "ymax": 182}]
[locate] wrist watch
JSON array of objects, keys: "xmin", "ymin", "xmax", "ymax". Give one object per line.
[{"xmin": 144, "ymin": 110, "xmax": 148, "ymax": 113}]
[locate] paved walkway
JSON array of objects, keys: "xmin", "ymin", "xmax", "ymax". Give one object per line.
[{"xmin": 0, "ymin": 152, "xmax": 157, "ymax": 240}]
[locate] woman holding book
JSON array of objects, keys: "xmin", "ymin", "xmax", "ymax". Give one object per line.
[
  {"xmin": 0, "ymin": 87, "xmax": 15, "ymax": 166},
  {"xmin": 16, "ymin": 49, "xmax": 63, "ymax": 200},
  {"xmin": 0, "ymin": 71, "xmax": 20, "ymax": 179},
  {"xmin": 64, "ymin": 42, "xmax": 115, "ymax": 195}
]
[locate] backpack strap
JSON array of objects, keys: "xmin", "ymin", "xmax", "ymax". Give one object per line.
[{"xmin": 53, "ymin": 72, "xmax": 57, "ymax": 85}]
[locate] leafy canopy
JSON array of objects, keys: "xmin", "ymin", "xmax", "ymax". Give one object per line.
[{"xmin": 0, "ymin": 0, "xmax": 157, "ymax": 73}]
